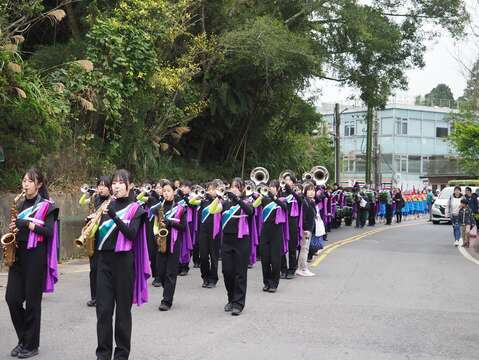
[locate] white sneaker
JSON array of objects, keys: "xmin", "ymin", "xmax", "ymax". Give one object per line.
[
  {"xmin": 454, "ymin": 240, "xmax": 459, "ymax": 247},
  {"xmin": 304, "ymin": 269, "xmax": 316, "ymax": 277},
  {"xmin": 295, "ymin": 269, "xmax": 307, "ymax": 277}
]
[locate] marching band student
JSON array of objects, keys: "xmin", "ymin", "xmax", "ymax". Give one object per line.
[
  {"xmin": 219, "ymin": 178, "xmax": 255, "ymax": 316},
  {"xmin": 79, "ymin": 176, "xmax": 112, "ymax": 308},
  {"xmin": 144, "ymin": 182, "xmax": 163, "ymax": 287},
  {"xmin": 153, "ymin": 180, "xmax": 190, "ymax": 311},
  {"xmin": 5, "ymin": 168, "xmax": 59, "ymax": 359},
  {"xmin": 95, "ymin": 169, "xmax": 150, "ymax": 360},
  {"xmin": 296, "ymin": 182, "xmax": 316, "ymax": 277},
  {"xmin": 193, "ymin": 181, "xmax": 222, "ymax": 288},
  {"xmin": 177, "ymin": 180, "xmax": 196, "ymax": 276},
  {"xmin": 280, "ymin": 175, "xmax": 301, "ymax": 279},
  {"xmin": 260, "ymin": 180, "xmax": 288, "ymax": 293}
]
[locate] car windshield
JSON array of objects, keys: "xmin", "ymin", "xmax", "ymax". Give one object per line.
[{"xmin": 438, "ymin": 188, "xmax": 455, "ymax": 200}]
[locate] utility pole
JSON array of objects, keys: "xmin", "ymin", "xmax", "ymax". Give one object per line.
[
  {"xmin": 365, "ymin": 104, "xmax": 373, "ymax": 185},
  {"xmin": 373, "ymin": 109, "xmax": 381, "ymax": 190},
  {"xmin": 334, "ymin": 103, "xmax": 341, "ymax": 185}
]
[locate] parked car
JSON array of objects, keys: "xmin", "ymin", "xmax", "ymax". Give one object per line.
[{"xmin": 431, "ymin": 186, "xmax": 478, "ymax": 224}]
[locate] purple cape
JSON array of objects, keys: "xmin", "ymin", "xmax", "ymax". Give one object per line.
[
  {"xmin": 26, "ymin": 200, "xmax": 58, "ymax": 293},
  {"xmin": 115, "ymin": 202, "xmax": 151, "ymax": 306}
]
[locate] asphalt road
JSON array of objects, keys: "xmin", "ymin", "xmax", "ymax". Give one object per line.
[{"xmin": 1, "ymin": 219, "xmax": 478, "ymax": 360}]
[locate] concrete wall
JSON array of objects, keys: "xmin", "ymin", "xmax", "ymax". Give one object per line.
[{"xmin": 0, "ymin": 192, "xmax": 89, "ymax": 263}]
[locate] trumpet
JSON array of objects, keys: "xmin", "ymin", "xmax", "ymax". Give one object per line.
[
  {"xmin": 257, "ymin": 183, "xmax": 269, "ymax": 197},
  {"xmin": 216, "ymin": 185, "xmax": 226, "ymax": 198},
  {"xmin": 192, "ymin": 185, "xmax": 206, "ymax": 199},
  {"xmin": 302, "ymin": 172, "xmax": 313, "ymax": 182},
  {"xmin": 250, "ymin": 167, "xmax": 269, "ymax": 186},
  {"xmin": 80, "ymin": 184, "xmax": 96, "ymax": 194},
  {"xmin": 245, "ymin": 180, "xmax": 256, "ymax": 197}
]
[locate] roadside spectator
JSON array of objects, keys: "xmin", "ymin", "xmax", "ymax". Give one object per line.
[
  {"xmin": 465, "ymin": 186, "xmax": 478, "ymax": 215},
  {"xmin": 394, "ymin": 189, "xmax": 405, "ymax": 223},
  {"xmin": 447, "ymin": 186, "xmax": 463, "ymax": 247},
  {"xmin": 458, "ymin": 198, "xmax": 475, "ymax": 248}
]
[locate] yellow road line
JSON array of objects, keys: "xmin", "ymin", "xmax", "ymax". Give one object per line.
[{"xmin": 311, "ymin": 223, "xmax": 420, "ymax": 268}]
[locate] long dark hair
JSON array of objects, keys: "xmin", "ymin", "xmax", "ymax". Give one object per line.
[
  {"xmin": 231, "ymin": 177, "xmax": 244, "ymax": 192},
  {"xmin": 97, "ymin": 175, "xmax": 112, "ymax": 190},
  {"xmin": 24, "ymin": 168, "xmax": 49, "ymax": 199}
]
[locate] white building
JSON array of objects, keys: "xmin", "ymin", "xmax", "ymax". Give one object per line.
[{"xmin": 320, "ymin": 104, "xmax": 457, "ymax": 190}]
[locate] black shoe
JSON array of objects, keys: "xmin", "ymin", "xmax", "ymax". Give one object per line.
[
  {"xmin": 206, "ymin": 282, "xmax": 216, "ymax": 288},
  {"xmin": 268, "ymin": 287, "xmax": 277, "ymax": 293},
  {"xmin": 87, "ymin": 299, "xmax": 96, "ymax": 307},
  {"xmin": 193, "ymin": 263, "xmax": 200, "ymax": 268},
  {"xmin": 152, "ymin": 279, "xmax": 161, "ymax": 287},
  {"xmin": 224, "ymin": 303, "xmax": 233, "ymax": 312},
  {"xmin": 179, "ymin": 270, "xmax": 188, "ymax": 276},
  {"xmin": 280, "ymin": 272, "xmax": 287, "ymax": 279},
  {"xmin": 286, "ymin": 273, "xmax": 295, "ymax": 279},
  {"xmin": 17, "ymin": 348, "xmax": 39, "ymax": 359},
  {"xmin": 159, "ymin": 303, "xmax": 171, "ymax": 311},
  {"xmin": 202, "ymin": 280, "xmax": 209, "ymax": 288},
  {"xmin": 231, "ymin": 307, "xmax": 242, "ymax": 316},
  {"xmin": 262, "ymin": 285, "xmax": 270, "ymax": 292},
  {"xmin": 10, "ymin": 343, "xmax": 23, "ymax": 357}
]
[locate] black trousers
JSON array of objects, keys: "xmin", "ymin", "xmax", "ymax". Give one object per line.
[
  {"xmin": 146, "ymin": 221, "xmax": 158, "ymax": 278},
  {"xmin": 96, "ymin": 251, "xmax": 134, "ymax": 360},
  {"xmin": 192, "ymin": 241, "xmax": 200, "ymax": 266},
  {"xmin": 157, "ymin": 236, "xmax": 181, "ymax": 306},
  {"xmin": 89, "ymin": 251, "xmax": 98, "ymax": 300},
  {"xmin": 261, "ymin": 224, "xmax": 283, "ymax": 289},
  {"xmin": 356, "ymin": 208, "xmax": 368, "ymax": 228},
  {"xmin": 281, "ymin": 216, "xmax": 298, "ymax": 275},
  {"xmin": 6, "ymin": 241, "xmax": 46, "ymax": 351},
  {"xmin": 368, "ymin": 204, "xmax": 376, "ymax": 226},
  {"xmin": 199, "ymin": 230, "xmax": 219, "ymax": 284},
  {"xmin": 396, "ymin": 208, "xmax": 403, "ymax": 223},
  {"xmin": 385, "ymin": 204, "xmax": 393, "ymax": 225},
  {"xmin": 222, "ymin": 233, "xmax": 249, "ymax": 310}
]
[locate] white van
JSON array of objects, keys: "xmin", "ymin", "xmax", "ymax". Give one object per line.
[{"xmin": 431, "ymin": 186, "xmax": 478, "ymax": 224}]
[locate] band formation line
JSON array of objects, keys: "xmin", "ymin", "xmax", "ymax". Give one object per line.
[{"xmin": 1, "ymin": 166, "xmax": 430, "ymax": 359}]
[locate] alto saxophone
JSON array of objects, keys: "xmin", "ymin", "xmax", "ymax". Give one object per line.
[
  {"xmin": 1, "ymin": 191, "xmax": 26, "ymax": 267},
  {"xmin": 75, "ymin": 198, "xmax": 111, "ymax": 257},
  {"xmin": 155, "ymin": 203, "xmax": 169, "ymax": 254}
]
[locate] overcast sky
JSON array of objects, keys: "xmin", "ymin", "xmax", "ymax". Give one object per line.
[{"xmin": 308, "ymin": 2, "xmax": 479, "ymax": 106}]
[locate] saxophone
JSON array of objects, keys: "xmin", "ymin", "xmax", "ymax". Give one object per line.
[
  {"xmin": 1, "ymin": 191, "xmax": 26, "ymax": 267},
  {"xmin": 75, "ymin": 198, "xmax": 111, "ymax": 257},
  {"xmin": 155, "ymin": 203, "xmax": 169, "ymax": 254}
]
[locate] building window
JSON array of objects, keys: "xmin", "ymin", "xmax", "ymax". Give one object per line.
[
  {"xmin": 343, "ymin": 156, "xmax": 355, "ymax": 172},
  {"xmin": 395, "ymin": 118, "xmax": 408, "ymax": 135},
  {"xmin": 436, "ymin": 127, "xmax": 448, "ymax": 138},
  {"xmin": 380, "ymin": 154, "xmax": 393, "ymax": 173},
  {"xmin": 408, "ymin": 155, "xmax": 421, "ymax": 174},
  {"xmin": 356, "ymin": 155, "xmax": 366, "ymax": 173},
  {"xmin": 421, "ymin": 156, "xmax": 430, "ymax": 174},
  {"xmin": 393, "ymin": 155, "xmax": 408, "ymax": 173},
  {"xmin": 344, "ymin": 120, "xmax": 356, "ymax": 137}
]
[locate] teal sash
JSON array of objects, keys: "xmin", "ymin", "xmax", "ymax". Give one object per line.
[
  {"xmin": 221, "ymin": 205, "xmax": 240, "ymax": 230},
  {"xmin": 98, "ymin": 205, "xmax": 133, "ymax": 250},
  {"xmin": 18, "ymin": 203, "xmax": 44, "ymax": 223},
  {"xmin": 201, "ymin": 203, "xmax": 214, "ymax": 223},
  {"xmin": 165, "ymin": 205, "xmax": 179, "ymax": 221},
  {"xmin": 262, "ymin": 201, "xmax": 278, "ymax": 223}
]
